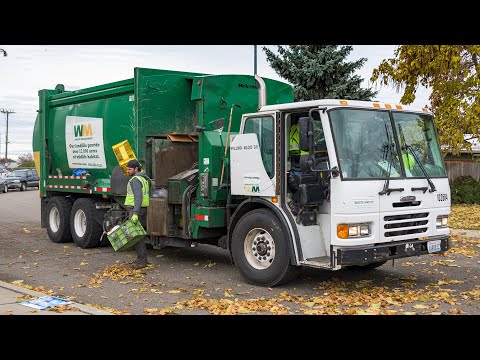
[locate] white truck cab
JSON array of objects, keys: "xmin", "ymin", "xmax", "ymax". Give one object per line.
[{"xmin": 229, "ymin": 99, "xmax": 450, "ymax": 286}]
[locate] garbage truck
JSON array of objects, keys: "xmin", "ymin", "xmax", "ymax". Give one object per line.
[{"xmin": 33, "ymin": 67, "xmax": 451, "ymax": 286}]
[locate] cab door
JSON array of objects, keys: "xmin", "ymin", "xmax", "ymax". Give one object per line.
[{"xmin": 230, "ymin": 112, "xmax": 279, "ymax": 196}]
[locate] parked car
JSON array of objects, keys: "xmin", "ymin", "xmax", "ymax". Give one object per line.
[
  {"xmin": 6, "ymin": 168, "xmax": 39, "ymax": 191},
  {"xmin": 0, "ymin": 176, "xmax": 7, "ymax": 193},
  {"xmin": 0, "ymin": 167, "xmax": 10, "ymax": 177}
]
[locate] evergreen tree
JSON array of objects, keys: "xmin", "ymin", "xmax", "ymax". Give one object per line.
[{"xmin": 263, "ymin": 45, "xmax": 377, "ymax": 101}]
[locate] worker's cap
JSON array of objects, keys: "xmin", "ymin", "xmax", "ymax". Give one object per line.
[{"xmin": 126, "ymin": 159, "xmax": 141, "ymax": 169}]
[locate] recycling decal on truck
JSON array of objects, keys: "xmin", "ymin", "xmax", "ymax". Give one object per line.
[{"xmin": 65, "ymin": 116, "xmax": 106, "ymax": 169}]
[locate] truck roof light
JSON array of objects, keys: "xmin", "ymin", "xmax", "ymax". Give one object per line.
[
  {"xmin": 385, "ymin": 104, "xmax": 392, "ymax": 109},
  {"xmin": 339, "ymin": 100, "xmax": 348, "ymax": 105},
  {"xmin": 373, "ymin": 103, "xmax": 380, "ymax": 108},
  {"xmin": 395, "ymin": 105, "xmax": 403, "ymax": 110}
]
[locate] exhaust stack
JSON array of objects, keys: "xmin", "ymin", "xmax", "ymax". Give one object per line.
[{"xmin": 255, "ymin": 74, "xmax": 267, "ymax": 110}]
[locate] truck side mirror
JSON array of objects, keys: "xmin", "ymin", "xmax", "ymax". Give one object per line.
[{"xmin": 299, "ymin": 117, "xmax": 313, "ymax": 153}]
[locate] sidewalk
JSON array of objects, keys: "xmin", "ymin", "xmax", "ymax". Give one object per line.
[{"xmin": 0, "ymin": 280, "xmax": 112, "ymax": 315}]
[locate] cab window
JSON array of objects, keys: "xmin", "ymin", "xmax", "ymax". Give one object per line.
[{"xmin": 244, "ymin": 116, "xmax": 275, "ymax": 178}]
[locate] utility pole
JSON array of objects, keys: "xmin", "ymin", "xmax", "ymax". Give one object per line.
[
  {"xmin": 0, "ymin": 109, "xmax": 14, "ymax": 161},
  {"xmin": 254, "ymin": 45, "xmax": 257, "ymax": 75}
]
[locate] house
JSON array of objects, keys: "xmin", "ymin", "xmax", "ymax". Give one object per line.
[{"xmin": 443, "ymin": 134, "xmax": 480, "ymax": 162}]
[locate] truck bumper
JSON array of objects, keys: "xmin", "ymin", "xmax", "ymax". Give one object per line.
[{"xmin": 335, "ymin": 235, "xmax": 450, "ymax": 266}]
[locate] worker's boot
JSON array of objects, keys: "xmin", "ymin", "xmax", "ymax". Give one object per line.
[
  {"xmin": 131, "ymin": 238, "xmax": 148, "ymax": 269},
  {"xmin": 131, "ymin": 260, "xmax": 148, "ymax": 270}
]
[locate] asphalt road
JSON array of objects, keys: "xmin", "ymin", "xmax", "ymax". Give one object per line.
[
  {"xmin": 0, "ymin": 187, "xmax": 41, "ymax": 224},
  {"xmin": 1, "ymin": 190, "xmax": 479, "ymax": 315}
]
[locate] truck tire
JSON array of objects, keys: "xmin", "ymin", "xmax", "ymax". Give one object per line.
[
  {"xmin": 231, "ymin": 208, "xmax": 300, "ymax": 287},
  {"xmin": 20, "ymin": 182, "xmax": 27, "ymax": 191},
  {"xmin": 46, "ymin": 197, "xmax": 73, "ymax": 243},
  {"xmin": 2, "ymin": 183, "xmax": 7, "ymax": 193},
  {"xmin": 70, "ymin": 198, "xmax": 103, "ymax": 248}
]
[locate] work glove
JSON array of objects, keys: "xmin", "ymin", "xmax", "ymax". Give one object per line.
[{"xmin": 131, "ymin": 214, "xmax": 139, "ymax": 223}]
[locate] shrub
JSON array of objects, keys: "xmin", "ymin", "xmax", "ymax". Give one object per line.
[{"xmin": 451, "ymin": 175, "xmax": 480, "ymax": 204}]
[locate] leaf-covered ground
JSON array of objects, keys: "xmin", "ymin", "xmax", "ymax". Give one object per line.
[
  {"xmin": 449, "ymin": 204, "xmax": 480, "ymax": 230},
  {"xmin": 4, "ymin": 219, "xmax": 480, "ymax": 316}
]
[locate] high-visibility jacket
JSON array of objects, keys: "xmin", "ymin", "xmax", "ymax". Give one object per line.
[
  {"xmin": 125, "ymin": 175, "xmax": 150, "ymax": 207},
  {"xmin": 289, "ymin": 123, "xmax": 309, "ymax": 156}
]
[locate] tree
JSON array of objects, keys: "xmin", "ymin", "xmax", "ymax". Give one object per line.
[
  {"xmin": 263, "ymin": 45, "xmax": 377, "ymax": 102},
  {"xmin": 371, "ymin": 45, "xmax": 480, "ymax": 155},
  {"xmin": 17, "ymin": 153, "xmax": 34, "ymax": 167}
]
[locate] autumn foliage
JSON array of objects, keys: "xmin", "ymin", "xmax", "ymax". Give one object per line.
[{"xmin": 371, "ymin": 45, "xmax": 480, "ymax": 155}]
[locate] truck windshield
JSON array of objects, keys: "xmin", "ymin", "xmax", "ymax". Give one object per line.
[
  {"xmin": 329, "ymin": 109, "xmax": 447, "ymax": 180},
  {"xmin": 329, "ymin": 109, "xmax": 402, "ymax": 179},
  {"xmin": 393, "ymin": 112, "xmax": 447, "ymax": 178}
]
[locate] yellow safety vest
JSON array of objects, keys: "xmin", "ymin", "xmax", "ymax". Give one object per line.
[
  {"xmin": 289, "ymin": 124, "xmax": 309, "ymax": 156},
  {"xmin": 125, "ymin": 175, "xmax": 150, "ymax": 207}
]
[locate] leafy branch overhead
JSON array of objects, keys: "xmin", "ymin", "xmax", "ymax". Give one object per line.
[
  {"xmin": 263, "ymin": 45, "xmax": 377, "ymax": 102},
  {"xmin": 371, "ymin": 45, "xmax": 480, "ymax": 155}
]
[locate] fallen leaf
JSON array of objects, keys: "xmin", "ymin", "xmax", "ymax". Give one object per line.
[
  {"xmin": 413, "ymin": 304, "xmax": 429, "ymax": 309},
  {"xmin": 23, "ymin": 228, "xmax": 30, "ymax": 233},
  {"xmin": 449, "ymin": 308, "xmax": 465, "ymax": 314}
]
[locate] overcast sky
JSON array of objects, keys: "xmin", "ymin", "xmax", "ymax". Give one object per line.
[{"xmin": 0, "ymin": 45, "xmax": 431, "ymax": 161}]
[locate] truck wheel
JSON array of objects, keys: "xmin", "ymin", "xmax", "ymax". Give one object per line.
[
  {"xmin": 20, "ymin": 182, "xmax": 27, "ymax": 191},
  {"xmin": 231, "ymin": 208, "xmax": 300, "ymax": 287},
  {"xmin": 70, "ymin": 198, "xmax": 103, "ymax": 248},
  {"xmin": 46, "ymin": 197, "xmax": 73, "ymax": 243}
]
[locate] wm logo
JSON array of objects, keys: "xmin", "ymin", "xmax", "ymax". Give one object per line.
[
  {"xmin": 74, "ymin": 123, "xmax": 93, "ymax": 137},
  {"xmin": 244, "ymin": 185, "xmax": 260, "ymax": 193}
]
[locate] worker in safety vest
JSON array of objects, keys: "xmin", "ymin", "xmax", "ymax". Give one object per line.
[
  {"xmin": 125, "ymin": 159, "xmax": 151, "ymax": 269},
  {"xmin": 289, "ymin": 122, "xmax": 309, "ymax": 170}
]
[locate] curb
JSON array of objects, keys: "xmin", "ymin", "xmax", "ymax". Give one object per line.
[{"xmin": 0, "ymin": 280, "xmax": 113, "ymax": 315}]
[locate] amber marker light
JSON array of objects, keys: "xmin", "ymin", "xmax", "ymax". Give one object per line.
[
  {"xmin": 373, "ymin": 103, "xmax": 380, "ymax": 108},
  {"xmin": 339, "ymin": 100, "xmax": 348, "ymax": 105},
  {"xmin": 337, "ymin": 224, "xmax": 349, "ymax": 239},
  {"xmin": 385, "ymin": 104, "xmax": 392, "ymax": 109},
  {"xmin": 271, "ymin": 197, "xmax": 278, "ymax": 203},
  {"xmin": 395, "ymin": 105, "xmax": 403, "ymax": 110}
]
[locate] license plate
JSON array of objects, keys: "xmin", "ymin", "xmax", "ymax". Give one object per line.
[{"xmin": 427, "ymin": 240, "xmax": 441, "ymax": 253}]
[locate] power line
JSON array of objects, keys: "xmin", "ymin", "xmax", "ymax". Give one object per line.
[{"xmin": 0, "ymin": 109, "xmax": 15, "ymax": 160}]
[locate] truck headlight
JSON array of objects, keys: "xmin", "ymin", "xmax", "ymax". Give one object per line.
[
  {"xmin": 337, "ymin": 223, "xmax": 371, "ymax": 239},
  {"xmin": 436, "ymin": 215, "xmax": 448, "ymax": 228}
]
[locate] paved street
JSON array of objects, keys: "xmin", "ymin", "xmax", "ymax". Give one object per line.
[{"xmin": 1, "ymin": 190, "xmax": 479, "ymax": 315}]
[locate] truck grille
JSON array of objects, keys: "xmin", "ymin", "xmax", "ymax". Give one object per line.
[{"xmin": 383, "ymin": 212, "xmax": 429, "ymax": 238}]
